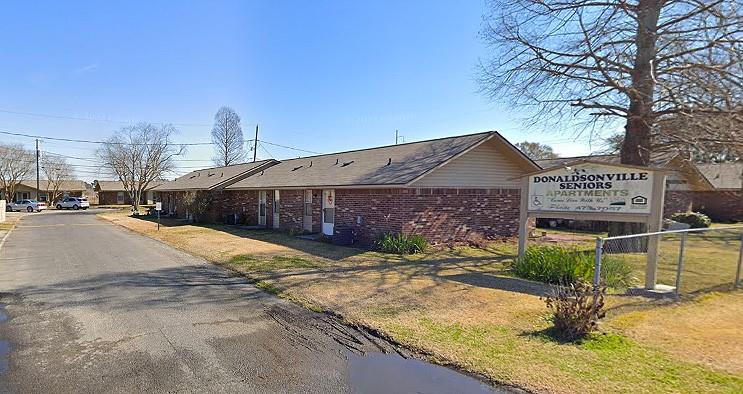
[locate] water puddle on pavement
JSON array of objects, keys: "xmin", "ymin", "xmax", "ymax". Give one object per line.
[
  {"xmin": 347, "ymin": 352, "xmax": 506, "ymax": 393},
  {"xmin": 0, "ymin": 340, "xmax": 9, "ymax": 373},
  {"xmin": 0, "ymin": 303, "xmax": 8, "ymax": 323}
]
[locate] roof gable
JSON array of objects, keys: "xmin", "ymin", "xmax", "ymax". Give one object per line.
[{"xmin": 697, "ymin": 162, "xmax": 743, "ymax": 190}]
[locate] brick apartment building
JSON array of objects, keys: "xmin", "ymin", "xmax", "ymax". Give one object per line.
[
  {"xmin": 95, "ymin": 181, "xmax": 160, "ymax": 206},
  {"xmin": 153, "ymin": 160, "xmax": 278, "ymax": 221},
  {"xmin": 220, "ymin": 131, "xmax": 537, "ymax": 245}
]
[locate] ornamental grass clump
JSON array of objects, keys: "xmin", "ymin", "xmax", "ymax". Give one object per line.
[
  {"xmin": 376, "ymin": 232, "xmax": 428, "ymax": 254},
  {"xmin": 509, "ymin": 245, "xmax": 635, "ymax": 289},
  {"xmin": 543, "ymin": 281, "xmax": 607, "ymax": 341}
]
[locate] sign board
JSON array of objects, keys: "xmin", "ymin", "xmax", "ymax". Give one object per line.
[
  {"xmin": 527, "ymin": 163, "xmax": 653, "ymax": 214},
  {"xmin": 518, "ymin": 160, "xmax": 667, "ymax": 290},
  {"xmin": 155, "ymin": 202, "xmax": 162, "ymax": 211}
]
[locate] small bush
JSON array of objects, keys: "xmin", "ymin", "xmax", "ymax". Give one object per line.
[
  {"xmin": 376, "ymin": 232, "xmax": 428, "ymax": 254},
  {"xmin": 509, "ymin": 245, "xmax": 593, "ymax": 285},
  {"xmin": 510, "ymin": 245, "xmax": 635, "ymax": 289},
  {"xmin": 670, "ymin": 211, "xmax": 711, "ymax": 228},
  {"xmin": 544, "ymin": 281, "xmax": 607, "ymax": 341}
]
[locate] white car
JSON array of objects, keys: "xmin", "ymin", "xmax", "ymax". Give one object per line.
[
  {"xmin": 56, "ymin": 197, "xmax": 90, "ymax": 210},
  {"xmin": 7, "ymin": 199, "xmax": 47, "ymax": 212}
]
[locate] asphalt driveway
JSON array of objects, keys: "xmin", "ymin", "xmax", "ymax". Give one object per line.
[{"xmin": 0, "ymin": 210, "xmax": 402, "ymax": 393}]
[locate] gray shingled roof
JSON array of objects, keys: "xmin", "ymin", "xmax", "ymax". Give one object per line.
[
  {"xmin": 697, "ymin": 163, "xmax": 742, "ymax": 190},
  {"xmin": 154, "ymin": 160, "xmax": 277, "ymax": 191},
  {"xmin": 18, "ymin": 180, "xmax": 88, "ymax": 191},
  {"xmin": 226, "ymin": 132, "xmax": 507, "ymax": 189},
  {"xmin": 534, "ymin": 152, "xmax": 679, "ymax": 169}
]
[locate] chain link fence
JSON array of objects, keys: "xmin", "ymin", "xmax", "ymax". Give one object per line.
[{"xmin": 594, "ymin": 226, "xmax": 743, "ymax": 296}]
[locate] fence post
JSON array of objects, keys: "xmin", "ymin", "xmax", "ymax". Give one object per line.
[
  {"xmin": 593, "ymin": 237, "xmax": 603, "ymax": 286},
  {"xmin": 674, "ymin": 233, "xmax": 687, "ymax": 297},
  {"xmin": 735, "ymin": 234, "xmax": 743, "ymax": 290}
]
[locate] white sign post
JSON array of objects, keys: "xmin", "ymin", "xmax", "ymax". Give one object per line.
[
  {"xmin": 155, "ymin": 202, "xmax": 162, "ymax": 231},
  {"xmin": 518, "ymin": 161, "xmax": 666, "ymax": 289},
  {"xmin": 0, "ymin": 200, "xmax": 5, "ymax": 223}
]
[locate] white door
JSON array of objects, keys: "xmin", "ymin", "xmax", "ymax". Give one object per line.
[
  {"xmin": 258, "ymin": 191, "xmax": 267, "ymax": 226},
  {"xmin": 303, "ymin": 190, "xmax": 313, "ymax": 232},
  {"xmin": 321, "ymin": 189, "xmax": 335, "ymax": 236},
  {"xmin": 272, "ymin": 190, "xmax": 280, "ymax": 229}
]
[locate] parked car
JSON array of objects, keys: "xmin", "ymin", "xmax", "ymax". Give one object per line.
[
  {"xmin": 7, "ymin": 199, "xmax": 47, "ymax": 212},
  {"xmin": 56, "ymin": 197, "xmax": 90, "ymax": 210}
]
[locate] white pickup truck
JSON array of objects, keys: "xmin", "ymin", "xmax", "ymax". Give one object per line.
[
  {"xmin": 6, "ymin": 199, "xmax": 47, "ymax": 212},
  {"xmin": 56, "ymin": 197, "xmax": 90, "ymax": 210}
]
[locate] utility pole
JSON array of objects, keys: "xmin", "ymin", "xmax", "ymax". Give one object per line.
[
  {"xmin": 395, "ymin": 130, "xmax": 403, "ymax": 145},
  {"xmin": 35, "ymin": 139, "xmax": 40, "ymax": 201},
  {"xmin": 253, "ymin": 124, "xmax": 259, "ymax": 162},
  {"xmin": 395, "ymin": 130, "xmax": 399, "ymax": 145}
]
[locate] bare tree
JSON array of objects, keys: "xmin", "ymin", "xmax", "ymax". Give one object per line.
[
  {"xmin": 211, "ymin": 106, "xmax": 245, "ymax": 166},
  {"xmin": 480, "ymin": 0, "xmax": 742, "ymax": 237},
  {"xmin": 479, "ymin": 0, "xmax": 742, "ymax": 166},
  {"xmin": 97, "ymin": 123, "xmax": 185, "ymax": 214},
  {"xmin": 0, "ymin": 144, "xmax": 35, "ymax": 202},
  {"xmin": 515, "ymin": 141, "xmax": 559, "ymax": 160},
  {"xmin": 40, "ymin": 153, "xmax": 74, "ymax": 204}
]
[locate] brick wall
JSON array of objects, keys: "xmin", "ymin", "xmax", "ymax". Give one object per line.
[
  {"xmin": 692, "ymin": 190, "xmax": 743, "ymax": 222},
  {"xmin": 221, "ymin": 190, "xmax": 260, "ymax": 225},
  {"xmin": 277, "ymin": 190, "xmax": 304, "ymax": 232},
  {"xmin": 663, "ymin": 190, "xmax": 693, "ymax": 218},
  {"xmin": 98, "ymin": 191, "xmax": 136, "ymax": 205},
  {"xmin": 335, "ymin": 188, "xmax": 522, "ymax": 245}
]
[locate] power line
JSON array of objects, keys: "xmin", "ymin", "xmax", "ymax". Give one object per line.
[
  {"xmin": 0, "ymin": 108, "xmax": 211, "ymax": 127},
  {"xmin": 260, "ymin": 140, "xmax": 321, "ymax": 155},
  {"xmin": 259, "ymin": 142, "xmax": 274, "ymax": 159},
  {"xmin": 2, "ymin": 129, "xmax": 322, "ymax": 154},
  {"xmin": 0, "ymin": 129, "xmax": 214, "ymax": 146},
  {"xmin": 40, "ymin": 150, "xmax": 213, "ymax": 163}
]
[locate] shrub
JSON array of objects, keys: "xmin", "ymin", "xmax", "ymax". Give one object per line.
[
  {"xmin": 509, "ymin": 245, "xmax": 593, "ymax": 284},
  {"xmin": 670, "ymin": 211, "xmax": 711, "ymax": 228},
  {"xmin": 509, "ymin": 245, "xmax": 635, "ymax": 289},
  {"xmin": 181, "ymin": 190, "xmax": 213, "ymax": 223},
  {"xmin": 544, "ymin": 281, "xmax": 607, "ymax": 341},
  {"xmin": 376, "ymin": 232, "xmax": 428, "ymax": 254}
]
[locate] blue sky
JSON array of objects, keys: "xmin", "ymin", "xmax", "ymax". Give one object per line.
[{"xmin": 0, "ymin": 1, "xmax": 611, "ymax": 180}]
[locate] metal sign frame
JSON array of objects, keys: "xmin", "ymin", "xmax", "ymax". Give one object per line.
[{"xmin": 517, "ymin": 161, "xmax": 667, "ymax": 289}]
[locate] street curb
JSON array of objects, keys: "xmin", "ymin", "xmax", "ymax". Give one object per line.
[{"xmin": 0, "ymin": 215, "xmax": 23, "ymax": 251}]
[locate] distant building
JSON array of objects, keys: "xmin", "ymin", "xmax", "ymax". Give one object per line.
[
  {"xmin": 0, "ymin": 180, "xmax": 88, "ymax": 202},
  {"xmin": 693, "ymin": 162, "xmax": 743, "ymax": 222}
]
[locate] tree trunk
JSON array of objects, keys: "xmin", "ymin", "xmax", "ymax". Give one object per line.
[{"xmin": 609, "ymin": 0, "xmax": 662, "ymax": 242}]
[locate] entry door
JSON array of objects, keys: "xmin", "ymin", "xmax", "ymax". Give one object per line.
[
  {"xmin": 303, "ymin": 190, "xmax": 313, "ymax": 232},
  {"xmin": 272, "ymin": 190, "xmax": 280, "ymax": 229},
  {"xmin": 321, "ymin": 189, "xmax": 335, "ymax": 236},
  {"xmin": 258, "ymin": 191, "xmax": 267, "ymax": 226}
]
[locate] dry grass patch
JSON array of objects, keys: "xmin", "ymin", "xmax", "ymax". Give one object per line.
[{"xmin": 99, "ymin": 210, "xmax": 743, "ymax": 393}]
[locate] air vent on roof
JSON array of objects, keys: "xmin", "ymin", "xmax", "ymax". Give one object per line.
[
  {"xmin": 387, "ymin": 158, "xmax": 392, "ymax": 166},
  {"xmin": 221, "ymin": 172, "xmax": 224, "ymax": 177},
  {"xmin": 309, "ymin": 161, "xmax": 312, "ymax": 168},
  {"xmin": 335, "ymin": 158, "xmax": 339, "ymax": 165},
  {"xmin": 292, "ymin": 165, "xmax": 303, "ymax": 171},
  {"xmin": 260, "ymin": 170, "xmax": 264, "ymax": 176},
  {"xmin": 341, "ymin": 160, "xmax": 354, "ymax": 167}
]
